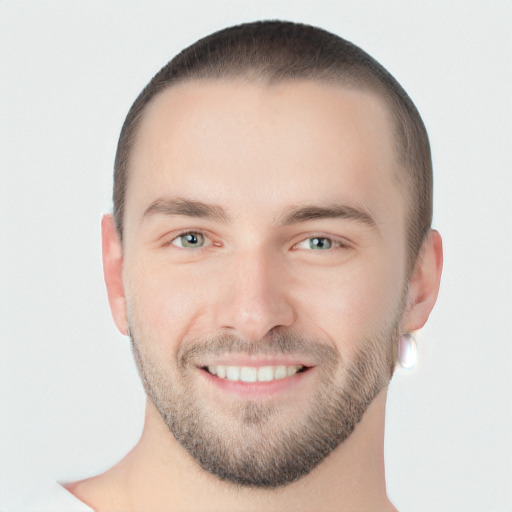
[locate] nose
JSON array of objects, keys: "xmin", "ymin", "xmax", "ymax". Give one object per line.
[{"xmin": 214, "ymin": 249, "xmax": 296, "ymax": 341}]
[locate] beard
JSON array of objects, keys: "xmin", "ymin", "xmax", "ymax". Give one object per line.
[{"xmin": 129, "ymin": 322, "xmax": 398, "ymax": 489}]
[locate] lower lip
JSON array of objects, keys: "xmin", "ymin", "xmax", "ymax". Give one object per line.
[{"xmin": 199, "ymin": 367, "xmax": 312, "ymax": 398}]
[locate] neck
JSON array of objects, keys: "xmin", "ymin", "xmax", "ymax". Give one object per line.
[{"xmin": 67, "ymin": 387, "xmax": 396, "ymax": 512}]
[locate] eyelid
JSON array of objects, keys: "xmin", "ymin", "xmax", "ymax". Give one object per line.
[
  {"xmin": 162, "ymin": 230, "xmax": 213, "ymax": 249},
  {"xmin": 160, "ymin": 230, "xmax": 350, "ymax": 251},
  {"xmin": 292, "ymin": 234, "xmax": 352, "ymax": 251}
]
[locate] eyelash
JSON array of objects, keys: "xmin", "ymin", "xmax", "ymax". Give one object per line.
[
  {"xmin": 292, "ymin": 236, "xmax": 350, "ymax": 251},
  {"xmin": 163, "ymin": 230, "xmax": 214, "ymax": 249},
  {"xmin": 163, "ymin": 231, "xmax": 350, "ymax": 252}
]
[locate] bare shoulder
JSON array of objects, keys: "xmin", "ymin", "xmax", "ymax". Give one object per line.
[
  {"xmin": 63, "ymin": 469, "xmax": 128, "ymax": 512},
  {"xmin": 63, "ymin": 475, "xmax": 106, "ymax": 512}
]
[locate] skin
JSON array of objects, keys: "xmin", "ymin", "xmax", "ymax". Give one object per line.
[{"xmin": 67, "ymin": 80, "xmax": 442, "ymax": 511}]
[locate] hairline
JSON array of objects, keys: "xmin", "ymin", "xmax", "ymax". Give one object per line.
[{"xmin": 113, "ymin": 22, "xmax": 432, "ymax": 272}]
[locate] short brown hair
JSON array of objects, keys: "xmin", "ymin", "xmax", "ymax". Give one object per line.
[{"xmin": 114, "ymin": 20, "xmax": 432, "ymax": 264}]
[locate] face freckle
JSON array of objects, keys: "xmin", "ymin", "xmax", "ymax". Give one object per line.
[{"xmin": 122, "ymin": 79, "xmax": 410, "ymax": 487}]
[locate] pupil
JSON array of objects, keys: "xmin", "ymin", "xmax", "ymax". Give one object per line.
[
  {"xmin": 311, "ymin": 237, "xmax": 330, "ymax": 249},
  {"xmin": 186, "ymin": 234, "xmax": 198, "ymax": 244}
]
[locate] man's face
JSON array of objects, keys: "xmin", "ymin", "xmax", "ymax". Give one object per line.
[{"xmin": 121, "ymin": 80, "xmax": 410, "ymax": 487}]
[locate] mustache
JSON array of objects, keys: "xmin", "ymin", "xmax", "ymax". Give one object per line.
[{"xmin": 177, "ymin": 330, "xmax": 340, "ymax": 368}]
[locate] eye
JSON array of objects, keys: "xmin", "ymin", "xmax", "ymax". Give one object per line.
[
  {"xmin": 170, "ymin": 231, "xmax": 209, "ymax": 249},
  {"xmin": 294, "ymin": 236, "xmax": 344, "ymax": 251}
]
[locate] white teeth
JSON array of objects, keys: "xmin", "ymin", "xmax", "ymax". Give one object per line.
[
  {"xmin": 274, "ymin": 366, "xmax": 287, "ymax": 379},
  {"xmin": 240, "ymin": 366, "xmax": 258, "ymax": 383},
  {"xmin": 226, "ymin": 366, "xmax": 240, "ymax": 381},
  {"xmin": 206, "ymin": 365, "xmax": 303, "ymax": 382},
  {"xmin": 287, "ymin": 366, "xmax": 298, "ymax": 376},
  {"xmin": 258, "ymin": 366, "xmax": 274, "ymax": 382}
]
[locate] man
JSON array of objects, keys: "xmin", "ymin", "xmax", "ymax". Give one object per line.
[{"xmin": 60, "ymin": 20, "xmax": 442, "ymax": 511}]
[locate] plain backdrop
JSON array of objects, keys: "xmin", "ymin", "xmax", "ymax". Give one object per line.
[{"xmin": 1, "ymin": 1, "xmax": 511, "ymax": 511}]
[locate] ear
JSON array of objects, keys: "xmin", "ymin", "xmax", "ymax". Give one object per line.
[
  {"xmin": 101, "ymin": 214, "xmax": 129, "ymax": 335},
  {"xmin": 401, "ymin": 229, "xmax": 443, "ymax": 332}
]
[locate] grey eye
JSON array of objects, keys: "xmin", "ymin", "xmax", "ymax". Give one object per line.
[{"xmin": 173, "ymin": 232, "xmax": 206, "ymax": 248}]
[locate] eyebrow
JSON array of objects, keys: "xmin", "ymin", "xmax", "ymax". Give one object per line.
[
  {"xmin": 142, "ymin": 197, "xmax": 375, "ymax": 227},
  {"xmin": 143, "ymin": 197, "xmax": 230, "ymax": 223},
  {"xmin": 279, "ymin": 204, "xmax": 376, "ymax": 227}
]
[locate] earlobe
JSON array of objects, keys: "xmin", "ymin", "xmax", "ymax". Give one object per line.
[
  {"xmin": 402, "ymin": 229, "xmax": 443, "ymax": 332},
  {"xmin": 101, "ymin": 214, "xmax": 129, "ymax": 335}
]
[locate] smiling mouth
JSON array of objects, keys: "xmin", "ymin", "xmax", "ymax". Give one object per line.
[{"xmin": 202, "ymin": 365, "xmax": 308, "ymax": 383}]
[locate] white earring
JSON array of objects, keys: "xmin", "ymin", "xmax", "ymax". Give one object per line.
[{"xmin": 397, "ymin": 333, "xmax": 417, "ymax": 369}]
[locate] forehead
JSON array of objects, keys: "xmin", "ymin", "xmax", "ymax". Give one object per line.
[{"xmin": 126, "ymin": 79, "xmax": 405, "ymax": 235}]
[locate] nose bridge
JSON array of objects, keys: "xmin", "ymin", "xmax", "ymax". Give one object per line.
[{"xmin": 215, "ymin": 245, "xmax": 295, "ymax": 341}]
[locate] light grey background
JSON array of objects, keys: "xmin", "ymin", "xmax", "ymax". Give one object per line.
[{"xmin": 1, "ymin": 1, "xmax": 511, "ymax": 511}]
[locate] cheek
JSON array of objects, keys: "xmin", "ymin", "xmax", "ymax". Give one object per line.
[
  {"xmin": 293, "ymin": 255, "xmax": 405, "ymax": 351},
  {"xmin": 124, "ymin": 257, "xmax": 212, "ymax": 354}
]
